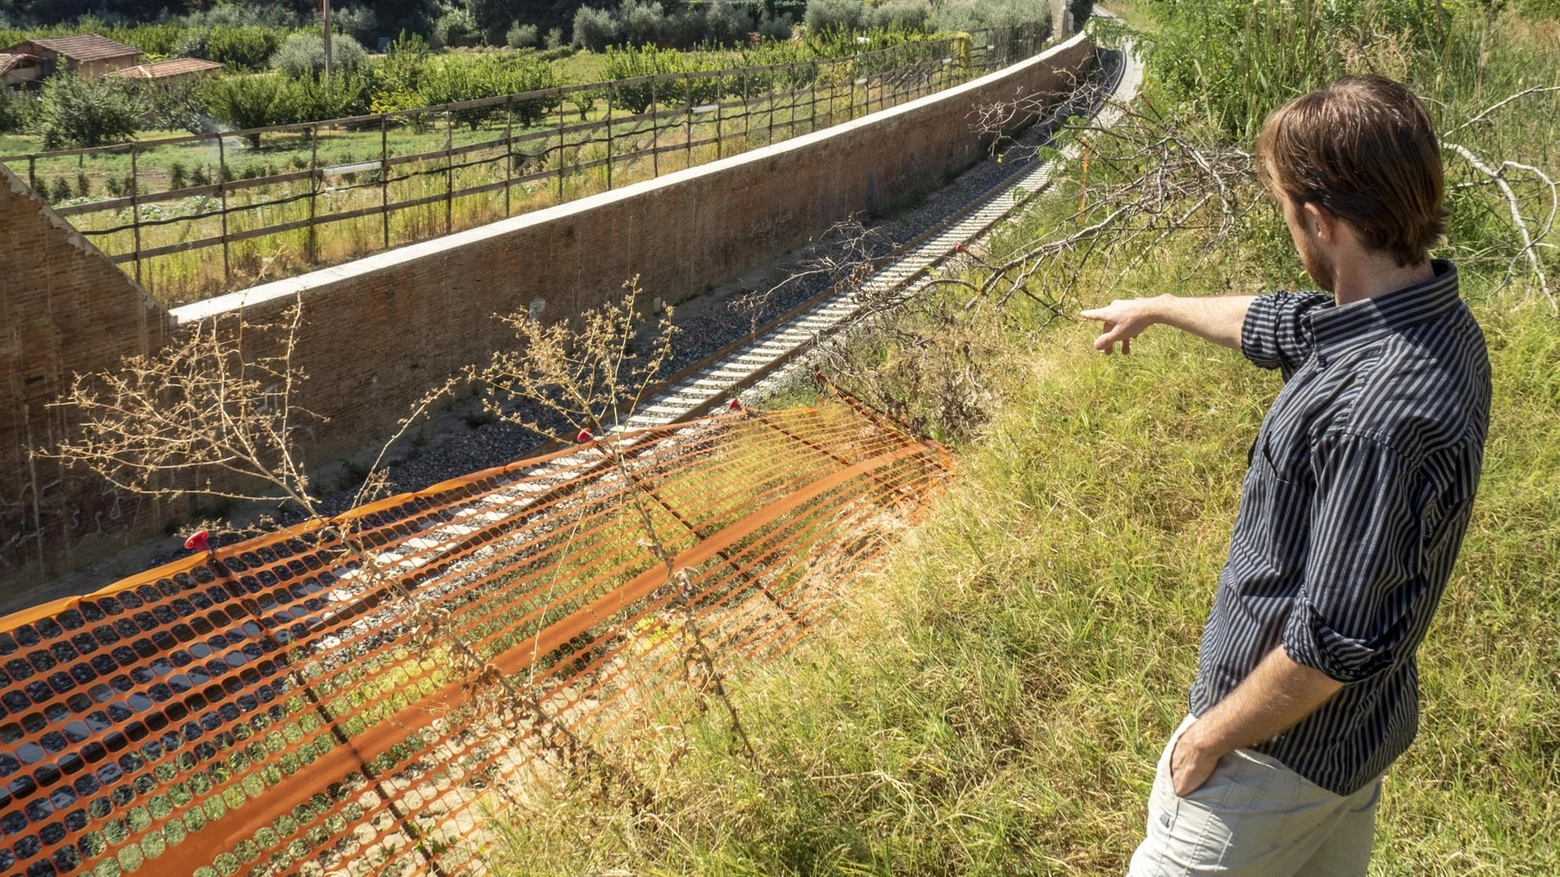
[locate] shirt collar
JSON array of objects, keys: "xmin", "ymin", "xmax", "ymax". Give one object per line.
[{"xmin": 1306, "ymin": 259, "xmax": 1461, "ymax": 358}]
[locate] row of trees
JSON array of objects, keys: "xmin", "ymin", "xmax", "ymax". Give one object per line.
[
  {"xmin": 0, "ymin": 1, "xmax": 811, "ymax": 47},
  {"xmin": 0, "ymin": 34, "xmax": 563, "ymax": 148},
  {"xmin": 3, "ymin": 0, "xmax": 1069, "ymax": 59},
  {"xmin": 571, "ymin": 0, "xmax": 794, "ymax": 52}
]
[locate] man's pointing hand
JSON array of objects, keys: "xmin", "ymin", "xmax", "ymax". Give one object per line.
[{"xmin": 1081, "ymin": 297, "xmax": 1162, "ymax": 355}]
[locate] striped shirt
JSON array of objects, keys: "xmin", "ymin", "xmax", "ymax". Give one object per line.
[{"xmin": 1188, "ymin": 259, "xmax": 1491, "ymax": 796}]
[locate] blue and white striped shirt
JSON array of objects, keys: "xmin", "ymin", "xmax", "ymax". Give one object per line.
[{"xmin": 1189, "ymin": 260, "xmax": 1491, "ymax": 796}]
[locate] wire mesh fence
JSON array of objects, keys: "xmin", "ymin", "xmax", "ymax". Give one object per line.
[
  {"xmin": 0, "ymin": 393, "xmax": 949, "ymax": 877},
  {"xmin": 0, "ymin": 26, "xmax": 1047, "ymax": 306}
]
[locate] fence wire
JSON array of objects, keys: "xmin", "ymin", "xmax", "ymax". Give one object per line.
[
  {"xmin": 0, "ymin": 26, "xmax": 1047, "ymax": 303},
  {"xmin": 0, "ymin": 394, "xmax": 949, "ymax": 877}
]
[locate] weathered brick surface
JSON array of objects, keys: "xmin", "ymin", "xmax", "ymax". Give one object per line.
[
  {"xmin": 0, "ymin": 35, "xmax": 1093, "ymax": 600},
  {"xmin": 0, "ymin": 163, "xmax": 173, "ymax": 593}
]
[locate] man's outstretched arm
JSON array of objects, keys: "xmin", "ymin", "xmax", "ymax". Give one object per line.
[
  {"xmin": 1080, "ymin": 295, "xmax": 1257, "ymax": 354},
  {"xmin": 1170, "ymin": 648, "xmax": 1343, "ymax": 796}
]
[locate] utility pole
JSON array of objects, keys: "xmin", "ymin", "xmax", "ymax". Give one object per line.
[{"xmin": 321, "ymin": 0, "xmax": 332, "ymax": 83}]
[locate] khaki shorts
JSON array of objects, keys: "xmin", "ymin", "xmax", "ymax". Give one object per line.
[{"xmin": 1128, "ymin": 716, "xmax": 1382, "ymax": 877}]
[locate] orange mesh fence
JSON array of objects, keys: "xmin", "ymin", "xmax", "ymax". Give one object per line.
[{"xmin": 0, "ymin": 398, "xmax": 949, "ymax": 877}]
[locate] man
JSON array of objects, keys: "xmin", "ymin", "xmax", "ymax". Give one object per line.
[{"xmin": 1082, "ymin": 75, "xmax": 1491, "ymax": 876}]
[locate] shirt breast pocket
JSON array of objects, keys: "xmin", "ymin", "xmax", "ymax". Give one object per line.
[{"xmin": 1232, "ymin": 438, "xmax": 1311, "ymax": 580}]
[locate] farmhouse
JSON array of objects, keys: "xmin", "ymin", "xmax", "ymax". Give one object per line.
[
  {"xmin": 106, "ymin": 56, "xmax": 225, "ymax": 83},
  {"xmin": 0, "ymin": 33, "xmax": 142, "ymax": 82},
  {"xmin": 0, "ymin": 51, "xmax": 42, "ymax": 88}
]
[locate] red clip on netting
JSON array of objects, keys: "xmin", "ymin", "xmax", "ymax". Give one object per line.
[{"xmin": 0, "ymin": 400, "xmax": 948, "ymax": 877}]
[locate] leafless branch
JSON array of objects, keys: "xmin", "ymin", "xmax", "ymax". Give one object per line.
[
  {"xmin": 1443, "ymin": 141, "xmax": 1557, "ymax": 314},
  {"xmin": 1449, "ymin": 85, "xmax": 1560, "ymax": 134},
  {"xmin": 727, "ymin": 221, "xmax": 890, "ymax": 337}
]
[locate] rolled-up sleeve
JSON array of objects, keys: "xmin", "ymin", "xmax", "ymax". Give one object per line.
[
  {"xmin": 1282, "ymin": 430, "xmax": 1428, "ymax": 684},
  {"xmin": 1242, "ymin": 292, "xmax": 1332, "ymax": 375}
]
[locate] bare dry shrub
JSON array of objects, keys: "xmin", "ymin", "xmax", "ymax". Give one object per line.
[
  {"xmin": 472, "ymin": 278, "xmax": 759, "ymax": 767},
  {"xmin": 35, "ymin": 294, "xmax": 647, "ymax": 811},
  {"xmin": 727, "ymin": 221, "xmax": 891, "ymax": 336}
]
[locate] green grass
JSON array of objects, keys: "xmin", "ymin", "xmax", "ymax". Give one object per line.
[{"xmin": 485, "ymin": 280, "xmax": 1559, "ymax": 877}]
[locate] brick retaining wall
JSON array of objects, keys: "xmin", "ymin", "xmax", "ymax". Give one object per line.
[{"xmin": 0, "ymin": 164, "xmax": 173, "ymax": 593}]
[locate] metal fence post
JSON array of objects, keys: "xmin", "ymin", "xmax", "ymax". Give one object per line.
[
  {"xmin": 217, "ymin": 135, "xmax": 230, "ymax": 288},
  {"xmin": 651, "ymin": 75, "xmax": 659, "ymax": 178},
  {"xmin": 445, "ymin": 111, "xmax": 455, "ymax": 235},
  {"xmin": 605, "ymin": 81, "xmax": 615, "ymax": 189},
  {"xmin": 684, "ymin": 72, "xmax": 694, "ymax": 169},
  {"xmin": 307, "ymin": 124, "xmax": 320, "ymax": 263},
  {"xmin": 129, "ymin": 145, "xmax": 142, "ymax": 287},
  {"xmin": 380, "ymin": 116, "xmax": 390, "ymax": 249},
  {"xmin": 504, "ymin": 96, "xmax": 514, "ymax": 217},
  {"xmin": 556, "ymin": 93, "xmax": 566, "ymax": 201},
  {"xmin": 788, "ymin": 63, "xmax": 797, "ymax": 135},
  {"xmin": 809, "ymin": 66, "xmax": 818, "ymax": 133}
]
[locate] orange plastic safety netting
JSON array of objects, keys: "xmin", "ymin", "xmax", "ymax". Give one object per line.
[{"xmin": 0, "ymin": 398, "xmax": 948, "ymax": 877}]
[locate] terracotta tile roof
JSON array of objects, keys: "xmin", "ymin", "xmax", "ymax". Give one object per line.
[
  {"xmin": 107, "ymin": 57, "xmax": 226, "ymax": 80},
  {"xmin": 0, "ymin": 53, "xmax": 29, "ymax": 75},
  {"xmin": 24, "ymin": 34, "xmax": 141, "ymax": 63}
]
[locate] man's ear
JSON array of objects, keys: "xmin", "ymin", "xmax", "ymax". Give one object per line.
[{"xmin": 1302, "ymin": 202, "xmax": 1336, "ymax": 242}]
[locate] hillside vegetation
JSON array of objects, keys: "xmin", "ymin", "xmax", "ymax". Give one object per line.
[{"xmin": 486, "ymin": 2, "xmax": 1559, "ymax": 875}]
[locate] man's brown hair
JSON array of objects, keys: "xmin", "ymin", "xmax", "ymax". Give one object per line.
[{"xmin": 1257, "ymin": 74, "xmax": 1445, "ymax": 267}]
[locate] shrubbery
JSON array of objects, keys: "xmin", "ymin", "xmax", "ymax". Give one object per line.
[
  {"xmin": 867, "ymin": 0, "xmax": 928, "ymax": 32},
  {"xmin": 929, "ymin": 0, "xmax": 1050, "ymax": 34},
  {"xmin": 804, "ymin": 0, "xmax": 865, "ymax": 34},
  {"xmin": 507, "ymin": 22, "xmax": 540, "ymax": 48},
  {"xmin": 35, "ymin": 75, "xmax": 141, "ymax": 149},
  {"xmin": 202, "ymin": 71, "xmax": 371, "ymax": 145},
  {"xmin": 619, "ymin": 0, "xmax": 667, "ymax": 46},
  {"xmin": 178, "ymin": 25, "xmax": 285, "ymax": 72},
  {"xmin": 0, "ymin": 87, "xmax": 37, "ymax": 135},
  {"xmin": 573, "ymin": 6, "xmax": 619, "ymax": 51},
  {"xmin": 432, "ymin": 6, "xmax": 483, "ymax": 48},
  {"xmin": 757, "ymin": 13, "xmax": 795, "ymax": 42},
  {"xmin": 705, "ymin": 0, "xmax": 756, "ymax": 45},
  {"xmin": 573, "ymin": 0, "xmax": 799, "ymax": 50},
  {"xmin": 270, "ymin": 32, "xmax": 368, "ymax": 78},
  {"xmin": 1071, "ymin": 0, "xmax": 1093, "ymax": 28},
  {"xmin": 416, "ymin": 54, "xmax": 561, "ymax": 128},
  {"xmin": 134, "ymin": 77, "xmax": 209, "ymax": 135},
  {"xmin": 332, "ymin": 5, "xmax": 381, "ymax": 45}
]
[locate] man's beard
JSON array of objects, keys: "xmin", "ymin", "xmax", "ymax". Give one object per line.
[{"xmin": 1299, "ymin": 232, "xmax": 1335, "ymax": 293}]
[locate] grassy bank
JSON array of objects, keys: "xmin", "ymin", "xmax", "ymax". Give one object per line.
[
  {"xmin": 486, "ymin": 282, "xmax": 1557, "ymax": 877},
  {"xmin": 483, "ymin": 5, "xmax": 1558, "ymax": 874}
]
